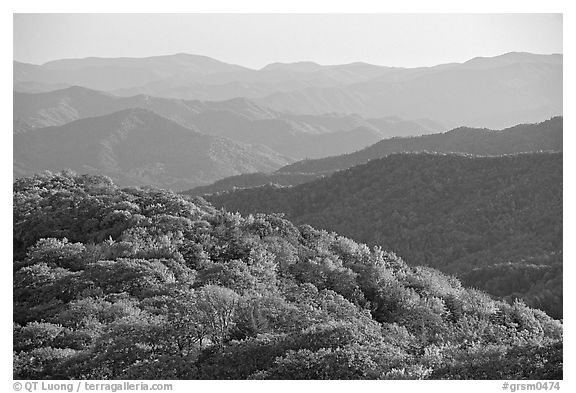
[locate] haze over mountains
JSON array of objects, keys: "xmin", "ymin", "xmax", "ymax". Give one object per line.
[
  {"xmin": 258, "ymin": 54, "xmax": 562, "ymax": 128},
  {"xmin": 14, "ymin": 53, "xmax": 248, "ymax": 91},
  {"xmin": 14, "ymin": 109, "xmax": 291, "ymax": 190},
  {"xmin": 15, "ymin": 52, "xmax": 561, "ymax": 129},
  {"xmin": 184, "ymin": 117, "xmax": 562, "ymax": 195},
  {"xmin": 13, "ymin": 51, "xmax": 562, "ymax": 191},
  {"xmin": 14, "ymin": 86, "xmax": 443, "ymax": 160}
]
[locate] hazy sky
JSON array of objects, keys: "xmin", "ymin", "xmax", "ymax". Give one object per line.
[{"xmin": 14, "ymin": 14, "xmax": 562, "ymax": 68}]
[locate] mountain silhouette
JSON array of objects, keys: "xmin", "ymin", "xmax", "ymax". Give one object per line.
[{"xmin": 14, "ymin": 108, "xmax": 292, "ymax": 190}]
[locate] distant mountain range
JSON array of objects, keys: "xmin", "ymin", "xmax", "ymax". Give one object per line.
[
  {"xmin": 12, "ymin": 52, "xmax": 564, "ymax": 215},
  {"xmin": 13, "ymin": 86, "xmax": 277, "ymax": 131},
  {"xmin": 184, "ymin": 117, "xmax": 562, "ymax": 195},
  {"xmin": 15, "ymin": 52, "xmax": 562, "ymax": 129},
  {"xmin": 14, "ymin": 53, "xmax": 248, "ymax": 91},
  {"xmin": 14, "ymin": 86, "xmax": 444, "ymax": 159},
  {"xmin": 256, "ymin": 53, "xmax": 562, "ymax": 128},
  {"xmin": 13, "ymin": 109, "xmax": 291, "ymax": 190},
  {"xmin": 204, "ymin": 152, "xmax": 563, "ymax": 317}
]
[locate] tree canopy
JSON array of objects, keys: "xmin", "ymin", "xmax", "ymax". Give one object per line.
[
  {"xmin": 207, "ymin": 152, "xmax": 563, "ymax": 319},
  {"xmin": 14, "ymin": 172, "xmax": 562, "ymax": 379}
]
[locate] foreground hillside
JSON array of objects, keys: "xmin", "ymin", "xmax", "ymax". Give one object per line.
[
  {"xmin": 207, "ymin": 153, "xmax": 563, "ymax": 318},
  {"xmin": 13, "ymin": 108, "xmax": 291, "ymax": 190},
  {"xmin": 13, "ymin": 173, "xmax": 561, "ymax": 379}
]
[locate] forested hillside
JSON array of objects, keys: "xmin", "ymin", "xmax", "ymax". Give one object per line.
[
  {"xmin": 207, "ymin": 153, "xmax": 563, "ymax": 318},
  {"xmin": 281, "ymin": 117, "xmax": 562, "ymax": 174},
  {"xmin": 184, "ymin": 172, "xmax": 324, "ymax": 197},
  {"xmin": 186, "ymin": 117, "xmax": 562, "ymax": 196},
  {"xmin": 13, "ymin": 173, "xmax": 562, "ymax": 379}
]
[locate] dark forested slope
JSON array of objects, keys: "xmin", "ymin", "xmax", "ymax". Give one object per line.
[
  {"xmin": 186, "ymin": 117, "xmax": 562, "ymax": 197},
  {"xmin": 281, "ymin": 117, "xmax": 563, "ymax": 174},
  {"xmin": 13, "ymin": 173, "xmax": 562, "ymax": 379},
  {"xmin": 207, "ymin": 153, "xmax": 563, "ymax": 318},
  {"xmin": 184, "ymin": 172, "xmax": 325, "ymax": 197}
]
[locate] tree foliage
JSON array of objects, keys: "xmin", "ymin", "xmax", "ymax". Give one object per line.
[
  {"xmin": 13, "ymin": 172, "xmax": 562, "ymax": 379},
  {"xmin": 208, "ymin": 152, "xmax": 563, "ymax": 318}
]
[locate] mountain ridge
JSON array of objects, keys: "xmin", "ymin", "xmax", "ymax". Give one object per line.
[
  {"xmin": 14, "ymin": 86, "xmax": 445, "ymax": 159},
  {"xmin": 181, "ymin": 117, "xmax": 562, "ymax": 196},
  {"xmin": 279, "ymin": 117, "xmax": 563, "ymax": 174},
  {"xmin": 15, "ymin": 52, "xmax": 562, "ymax": 129},
  {"xmin": 13, "ymin": 108, "xmax": 292, "ymax": 190}
]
